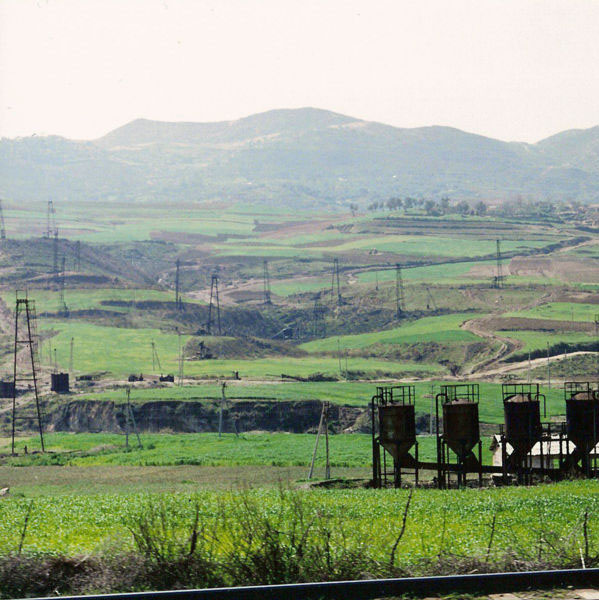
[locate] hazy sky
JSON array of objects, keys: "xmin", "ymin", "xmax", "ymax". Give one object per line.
[{"xmin": 1, "ymin": 0, "xmax": 598, "ymax": 142}]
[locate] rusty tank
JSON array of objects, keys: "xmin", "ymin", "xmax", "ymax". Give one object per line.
[
  {"xmin": 565, "ymin": 383, "xmax": 599, "ymax": 454},
  {"xmin": 503, "ymin": 392, "xmax": 542, "ymax": 456},
  {"xmin": 442, "ymin": 400, "xmax": 480, "ymax": 459},
  {"xmin": 378, "ymin": 403, "xmax": 416, "ymax": 461},
  {"xmin": 438, "ymin": 383, "xmax": 480, "ymax": 460}
]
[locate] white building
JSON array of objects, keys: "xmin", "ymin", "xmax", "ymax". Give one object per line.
[{"xmin": 489, "ymin": 435, "xmax": 599, "ymax": 469}]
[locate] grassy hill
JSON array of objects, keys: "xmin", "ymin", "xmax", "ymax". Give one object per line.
[{"xmin": 3, "ymin": 108, "xmax": 599, "ymax": 204}]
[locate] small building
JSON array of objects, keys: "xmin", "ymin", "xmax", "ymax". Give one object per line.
[{"xmin": 489, "ymin": 434, "xmax": 599, "ymax": 469}]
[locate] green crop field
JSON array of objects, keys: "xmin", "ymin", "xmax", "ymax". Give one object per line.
[
  {"xmin": 38, "ymin": 321, "xmax": 191, "ymax": 377},
  {"xmin": 501, "ymin": 330, "xmax": 596, "ymax": 355},
  {"xmin": 36, "ymin": 320, "xmax": 443, "ymax": 378},
  {"xmin": 1, "ymin": 288, "xmax": 200, "ymax": 315},
  {"xmin": 323, "ymin": 235, "xmax": 552, "ymax": 257},
  {"xmin": 0, "ymin": 481, "xmax": 598, "ymax": 568},
  {"xmin": 506, "ymin": 302, "xmax": 599, "ymax": 323},
  {"xmin": 300, "ymin": 313, "xmax": 481, "ymax": 353},
  {"xmin": 3, "ymin": 431, "xmax": 450, "ymax": 468}
]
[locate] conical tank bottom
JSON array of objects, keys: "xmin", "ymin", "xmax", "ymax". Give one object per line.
[
  {"xmin": 504, "ymin": 396, "xmax": 542, "ymax": 457},
  {"xmin": 442, "ymin": 401, "xmax": 479, "ymax": 459},
  {"xmin": 566, "ymin": 395, "xmax": 599, "ymax": 454},
  {"xmin": 378, "ymin": 404, "xmax": 416, "ymax": 461}
]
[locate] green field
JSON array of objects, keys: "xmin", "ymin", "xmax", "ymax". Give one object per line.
[
  {"xmin": 3, "ymin": 431, "xmax": 448, "ymax": 467},
  {"xmin": 501, "ymin": 330, "xmax": 596, "ymax": 355},
  {"xmin": 506, "ymin": 302, "xmax": 599, "ymax": 323},
  {"xmin": 2, "ymin": 288, "xmax": 200, "ymax": 315},
  {"xmin": 300, "ymin": 313, "xmax": 480, "ymax": 353},
  {"xmin": 1, "ymin": 481, "xmax": 598, "ymax": 568},
  {"xmin": 36, "ymin": 320, "xmax": 443, "ymax": 378}
]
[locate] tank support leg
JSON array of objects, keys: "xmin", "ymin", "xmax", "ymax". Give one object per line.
[
  {"xmin": 414, "ymin": 442, "xmax": 419, "ymax": 486},
  {"xmin": 478, "ymin": 441, "xmax": 483, "ymax": 487}
]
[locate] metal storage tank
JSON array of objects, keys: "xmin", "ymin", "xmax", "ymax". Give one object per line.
[
  {"xmin": 565, "ymin": 382, "xmax": 599, "ymax": 473},
  {"xmin": 378, "ymin": 403, "xmax": 416, "ymax": 461},
  {"xmin": 371, "ymin": 385, "xmax": 418, "ymax": 488},
  {"xmin": 51, "ymin": 372, "xmax": 69, "ymax": 393},
  {"xmin": 502, "ymin": 385, "xmax": 542, "ymax": 457},
  {"xmin": 442, "ymin": 398, "xmax": 479, "ymax": 459},
  {"xmin": 436, "ymin": 383, "xmax": 482, "ymax": 488}
]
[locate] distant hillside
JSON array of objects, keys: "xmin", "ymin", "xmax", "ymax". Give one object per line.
[{"xmin": 2, "ymin": 107, "xmax": 599, "ymax": 205}]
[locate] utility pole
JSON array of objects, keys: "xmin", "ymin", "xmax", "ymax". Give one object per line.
[
  {"xmin": 74, "ymin": 240, "xmax": 81, "ymax": 272},
  {"xmin": 0, "ymin": 198, "xmax": 6, "ymax": 240},
  {"xmin": 337, "ymin": 338, "xmax": 343, "ymax": 377},
  {"xmin": 175, "ymin": 259, "xmax": 181, "ymax": 309},
  {"xmin": 177, "ymin": 332, "xmax": 184, "ymax": 386},
  {"xmin": 395, "ymin": 263, "xmax": 405, "ymax": 318},
  {"xmin": 59, "ymin": 256, "xmax": 68, "ymax": 315},
  {"xmin": 308, "ymin": 401, "xmax": 330, "ymax": 480},
  {"xmin": 493, "ymin": 239, "xmax": 504, "ymax": 289},
  {"xmin": 546, "ymin": 342, "xmax": 551, "ymax": 390},
  {"xmin": 69, "ymin": 337, "xmax": 74, "ymax": 377},
  {"xmin": 207, "ymin": 274, "xmax": 222, "ymax": 335},
  {"xmin": 219, "ymin": 381, "xmax": 226, "ymax": 438},
  {"xmin": 331, "ymin": 258, "xmax": 342, "ymax": 306},
  {"xmin": 124, "ymin": 387, "xmax": 142, "ymax": 449},
  {"xmin": 151, "ymin": 340, "xmax": 162, "ymax": 372},
  {"xmin": 52, "ymin": 232, "xmax": 59, "ymax": 283},
  {"xmin": 430, "ymin": 383, "xmax": 435, "ymax": 435},
  {"xmin": 263, "ymin": 259, "xmax": 272, "ymax": 305}
]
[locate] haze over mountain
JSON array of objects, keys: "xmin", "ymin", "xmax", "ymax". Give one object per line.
[{"xmin": 1, "ymin": 108, "xmax": 599, "ymax": 206}]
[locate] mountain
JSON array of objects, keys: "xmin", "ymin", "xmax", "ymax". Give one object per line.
[{"xmin": 2, "ymin": 107, "xmax": 599, "ymax": 205}]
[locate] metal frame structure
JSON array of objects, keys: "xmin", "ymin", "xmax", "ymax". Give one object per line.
[
  {"xmin": 493, "ymin": 238, "xmax": 504, "ymax": 289},
  {"xmin": 207, "ymin": 274, "xmax": 222, "ymax": 335},
  {"xmin": 0, "ymin": 198, "xmax": 6, "ymax": 240},
  {"xmin": 58, "ymin": 255, "xmax": 69, "ymax": 316},
  {"xmin": 435, "ymin": 383, "xmax": 483, "ymax": 488},
  {"xmin": 564, "ymin": 381, "xmax": 599, "ymax": 477},
  {"xmin": 175, "ymin": 259, "xmax": 182, "ymax": 310},
  {"xmin": 395, "ymin": 264, "xmax": 404, "ymax": 318},
  {"xmin": 45, "ymin": 200, "xmax": 57, "ymax": 239},
  {"xmin": 311, "ymin": 293, "xmax": 327, "ymax": 338},
  {"xmin": 263, "ymin": 259, "xmax": 272, "ymax": 305},
  {"xmin": 499, "ymin": 383, "xmax": 550, "ymax": 485},
  {"xmin": 371, "ymin": 385, "xmax": 418, "ymax": 488},
  {"xmin": 331, "ymin": 258, "xmax": 342, "ymax": 306},
  {"xmin": 11, "ymin": 293, "xmax": 45, "ymax": 454}
]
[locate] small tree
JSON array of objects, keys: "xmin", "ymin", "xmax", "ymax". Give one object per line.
[
  {"xmin": 456, "ymin": 200, "xmax": 470, "ymax": 215},
  {"xmin": 424, "ymin": 199, "xmax": 436, "ymax": 215}
]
